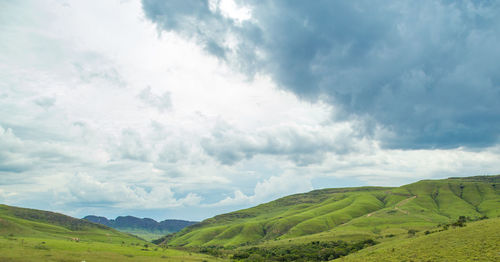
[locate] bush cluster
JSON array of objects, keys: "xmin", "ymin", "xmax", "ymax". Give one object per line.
[
  {"xmin": 429, "ymin": 215, "xmax": 489, "ymax": 234},
  {"xmin": 231, "ymin": 239, "xmax": 377, "ymax": 261}
]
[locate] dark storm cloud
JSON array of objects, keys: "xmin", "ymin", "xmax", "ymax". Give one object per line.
[{"xmin": 142, "ymin": 0, "xmax": 500, "ymax": 149}]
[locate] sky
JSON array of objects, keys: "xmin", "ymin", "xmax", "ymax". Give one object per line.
[{"xmin": 0, "ymin": 0, "xmax": 499, "ymax": 221}]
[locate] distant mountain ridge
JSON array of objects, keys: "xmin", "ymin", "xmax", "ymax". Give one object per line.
[{"xmin": 83, "ymin": 215, "xmax": 197, "ymax": 240}]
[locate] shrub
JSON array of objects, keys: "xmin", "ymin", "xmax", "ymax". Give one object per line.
[
  {"xmin": 407, "ymin": 229, "xmax": 418, "ymax": 237},
  {"xmin": 232, "ymin": 251, "xmax": 250, "ymax": 259},
  {"xmin": 452, "ymin": 216, "xmax": 467, "ymax": 227},
  {"xmin": 34, "ymin": 244, "xmax": 50, "ymax": 250}
]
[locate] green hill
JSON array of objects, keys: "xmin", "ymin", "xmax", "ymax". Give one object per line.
[
  {"xmin": 0, "ymin": 204, "xmax": 137, "ymax": 242},
  {"xmin": 0, "ymin": 204, "xmax": 222, "ymax": 261},
  {"xmin": 338, "ymin": 217, "xmax": 500, "ymax": 261},
  {"xmin": 164, "ymin": 175, "xmax": 500, "ymax": 247}
]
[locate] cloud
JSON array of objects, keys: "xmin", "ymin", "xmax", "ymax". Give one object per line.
[
  {"xmin": 201, "ymin": 120, "xmax": 369, "ymax": 165},
  {"xmin": 34, "ymin": 97, "xmax": 56, "ymax": 109},
  {"xmin": 209, "ymin": 190, "xmax": 251, "ymax": 207},
  {"xmin": 206, "ymin": 173, "xmax": 313, "ymax": 207},
  {"xmin": 142, "ymin": 0, "xmax": 500, "ymax": 149},
  {"xmin": 0, "ymin": 126, "xmax": 33, "ymax": 173},
  {"xmin": 253, "ymin": 173, "xmax": 313, "ymax": 202},
  {"xmin": 72, "ymin": 54, "xmax": 126, "ymax": 87},
  {"xmin": 114, "ymin": 129, "xmax": 153, "ymax": 162},
  {"xmin": 65, "ymin": 172, "xmax": 202, "ymax": 209},
  {"xmin": 138, "ymin": 86, "xmax": 172, "ymax": 111},
  {"xmin": 0, "ymin": 125, "xmax": 86, "ymax": 174}
]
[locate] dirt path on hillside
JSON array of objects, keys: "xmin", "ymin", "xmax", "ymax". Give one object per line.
[
  {"xmin": 365, "ymin": 195, "xmax": 416, "ymax": 217},
  {"xmin": 394, "ymin": 196, "xmax": 416, "ymax": 215},
  {"xmin": 366, "ymin": 211, "xmax": 376, "ymax": 217}
]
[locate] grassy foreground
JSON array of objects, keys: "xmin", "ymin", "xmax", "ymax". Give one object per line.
[
  {"xmin": 0, "ymin": 204, "xmax": 222, "ymax": 261},
  {"xmin": 0, "ymin": 237, "xmax": 221, "ymax": 262},
  {"xmin": 337, "ymin": 217, "xmax": 500, "ymax": 261}
]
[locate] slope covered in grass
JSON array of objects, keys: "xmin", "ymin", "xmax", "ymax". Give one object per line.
[
  {"xmin": 0, "ymin": 204, "xmax": 222, "ymax": 261},
  {"xmin": 337, "ymin": 217, "xmax": 500, "ymax": 261},
  {"xmin": 0, "ymin": 204, "xmax": 135, "ymax": 243},
  {"xmin": 165, "ymin": 175, "xmax": 500, "ymax": 247}
]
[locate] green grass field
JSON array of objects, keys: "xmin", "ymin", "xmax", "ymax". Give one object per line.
[
  {"xmin": 0, "ymin": 237, "xmax": 222, "ymax": 261},
  {"xmin": 166, "ymin": 175, "xmax": 500, "ymax": 247},
  {"xmin": 337, "ymin": 217, "xmax": 500, "ymax": 261},
  {"xmin": 0, "ymin": 204, "xmax": 223, "ymax": 261}
]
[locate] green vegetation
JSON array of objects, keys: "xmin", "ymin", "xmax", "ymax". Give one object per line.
[
  {"xmin": 231, "ymin": 239, "xmax": 377, "ymax": 261},
  {"xmin": 0, "ymin": 237, "xmax": 221, "ymax": 261},
  {"xmin": 338, "ymin": 217, "xmax": 500, "ymax": 261},
  {"xmin": 0, "ymin": 204, "xmax": 222, "ymax": 261},
  {"xmin": 164, "ymin": 175, "xmax": 500, "ymax": 248}
]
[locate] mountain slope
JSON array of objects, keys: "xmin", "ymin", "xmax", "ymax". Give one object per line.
[
  {"xmin": 83, "ymin": 215, "xmax": 197, "ymax": 241},
  {"xmin": 0, "ymin": 204, "xmax": 133, "ymax": 242},
  {"xmin": 164, "ymin": 175, "xmax": 500, "ymax": 247},
  {"xmin": 338, "ymin": 217, "xmax": 500, "ymax": 261},
  {"xmin": 0, "ymin": 204, "xmax": 221, "ymax": 261}
]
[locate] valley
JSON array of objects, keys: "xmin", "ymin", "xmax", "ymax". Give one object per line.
[{"xmin": 83, "ymin": 215, "xmax": 197, "ymax": 241}]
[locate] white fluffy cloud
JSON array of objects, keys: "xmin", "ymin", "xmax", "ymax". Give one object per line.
[
  {"xmin": 65, "ymin": 172, "xmax": 202, "ymax": 209},
  {"xmin": 207, "ymin": 173, "xmax": 313, "ymax": 207}
]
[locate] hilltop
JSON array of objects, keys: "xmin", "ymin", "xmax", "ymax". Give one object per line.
[
  {"xmin": 163, "ymin": 175, "xmax": 500, "ymax": 247},
  {"xmin": 83, "ymin": 215, "xmax": 197, "ymax": 241}
]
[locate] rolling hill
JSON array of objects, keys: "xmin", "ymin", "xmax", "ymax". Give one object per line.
[
  {"xmin": 163, "ymin": 175, "xmax": 500, "ymax": 247},
  {"xmin": 0, "ymin": 204, "xmax": 135, "ymax": 242},
  {"xmin": 0, "ymin": 204, "xmax": 222, "ymax": 261},
  {"xmin": 83, "ymin": 215, "xmax": 197, "ymax": 241}
]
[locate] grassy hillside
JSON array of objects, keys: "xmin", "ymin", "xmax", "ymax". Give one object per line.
[
  {"xmin": 165, "ymin": 175, "xmax": 500, "ymax": 247},
  {"xmin": 0, "ymin": 204, "xmax": 134, "ymax": 243},
  {"xmin": 0, "ymin": 204, "xmax": 222, "ymax": 261},
  {"xmin": 337, "ymin": 217, "xmax": 500, "ymax": 261}
]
